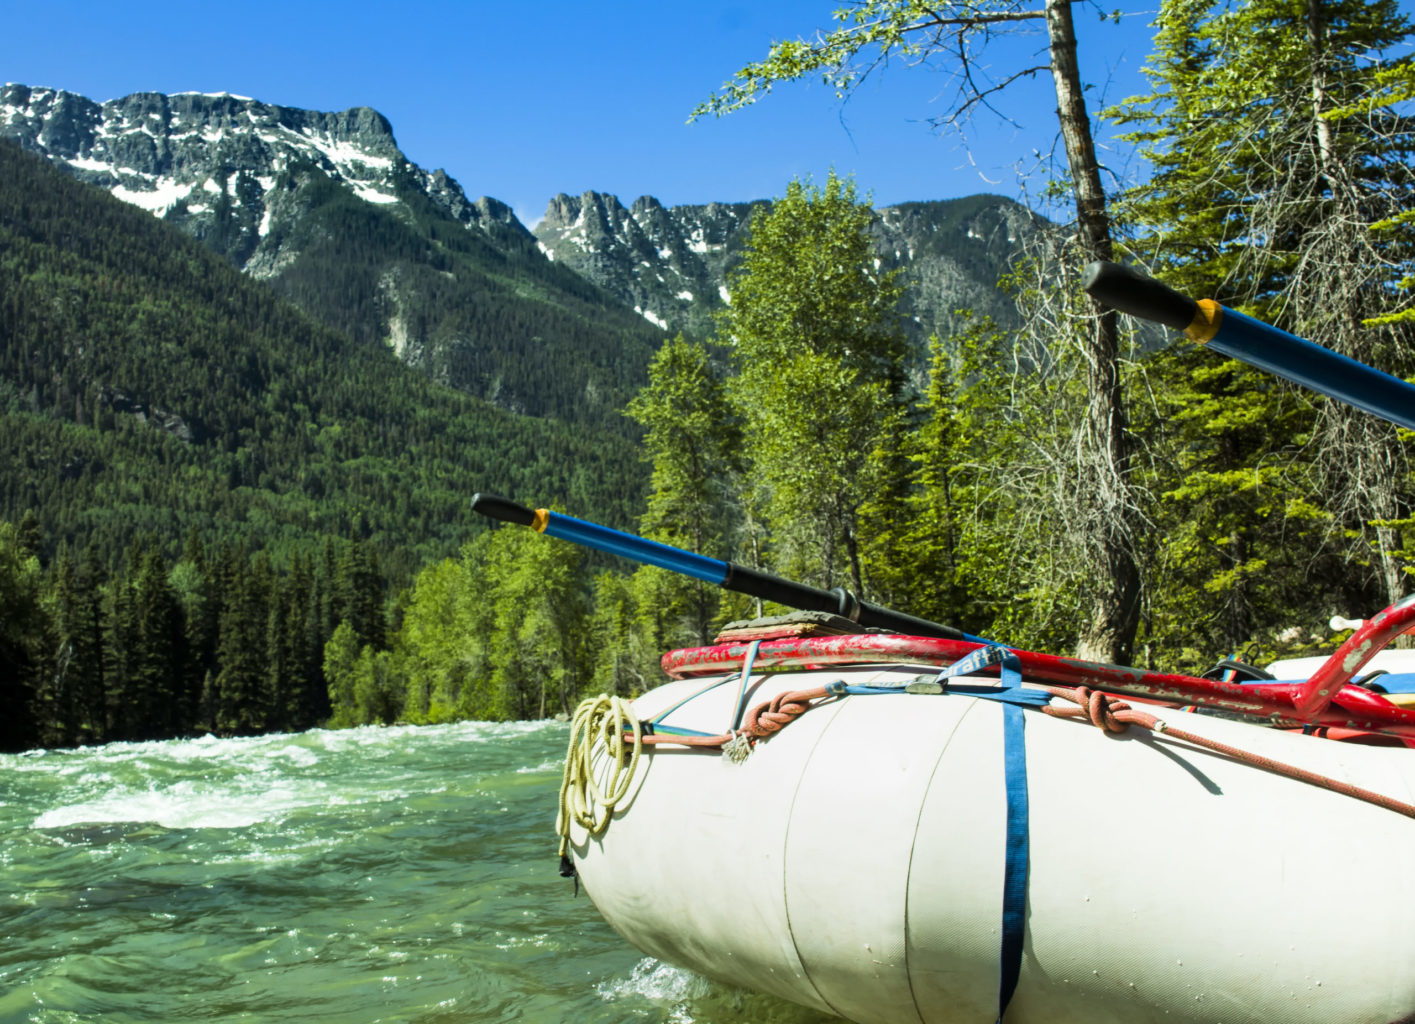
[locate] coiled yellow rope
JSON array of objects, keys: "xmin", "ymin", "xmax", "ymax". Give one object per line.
[{"xmin": 556, "ymin": 694, "xmax": 644, "ymax": 859}]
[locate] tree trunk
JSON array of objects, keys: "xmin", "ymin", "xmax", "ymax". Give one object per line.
[{"xmin": 1047, "ymin": 0, "xmax": 1142, "ymax": 664}]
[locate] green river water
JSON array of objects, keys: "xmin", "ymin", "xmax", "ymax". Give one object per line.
[{"xmin": 0, "ymin": 721, "xmax": 834, "ymax": 1023}]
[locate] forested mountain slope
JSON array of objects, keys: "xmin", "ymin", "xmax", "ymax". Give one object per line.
[
  {"xmin": 0, "ymin": 85, "xmax": 668, "ymax": 430},
  {"xmin": 0, "ymin": 139, "xmax": 645, "ymax": 579},
  {"xmin": 2, "ymin": 85, "xmax": 1049, "ymax": 409}
]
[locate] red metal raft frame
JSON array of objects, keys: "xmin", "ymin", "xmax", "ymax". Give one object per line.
[{"xmin": 663, "ymin": 593, "xmax": 1415, "ymax": 744}]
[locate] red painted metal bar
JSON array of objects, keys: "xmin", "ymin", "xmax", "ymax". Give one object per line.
[
  {"xmin": 661, "ymin": 631, "xmax": 1415, "ymax": 741},
  {"xmin": 1289, "ymin": 594, "xmax": 1415, "ymax": 718}
]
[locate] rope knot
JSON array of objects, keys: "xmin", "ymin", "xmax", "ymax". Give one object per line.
[
  {"xmin": 1076, "ymin": 686, "xmax": 1131, "ymax": 734},
  {"xmin": 742, "ymin": 689, "xmax": 815, "ymax": 738}
]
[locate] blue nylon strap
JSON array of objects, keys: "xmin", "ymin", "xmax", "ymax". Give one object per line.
[
  {"xmin": 996, "ymin": 652, "xmax": 1027, "ymax": 1023},
  {"xmin": 937, "ymin": 644, "xmax": 1051, "ymax": 708},
  {"xmin": 940, "ymin": 643, "xmax": 1011, "ymax": 678},
  {"xmin": 751, "ymin": 643, "xmax": 1037, "ymax": 1022},
  {"xmin": 876, "ymin": 643, "xmax": 1037, "ymax": 1020}
]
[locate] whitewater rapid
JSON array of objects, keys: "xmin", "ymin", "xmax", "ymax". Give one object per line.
[{"xmin": 0, "ymin": 721, "xmax": 827, "ymax": 1023}]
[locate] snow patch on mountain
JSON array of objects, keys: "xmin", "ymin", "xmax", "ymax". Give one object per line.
[
  {"xmin": 536, "ymin": 189, "xmax": 1043, "ymax": 351},
  {"xmin": 0, "ymin": 83, "xmax": 533, "ymax": 273}
]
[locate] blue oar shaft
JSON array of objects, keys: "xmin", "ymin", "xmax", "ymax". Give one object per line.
[
  {"xmin": 468, "ymin": 494, "xmax": 969, "ymax": 641},
  {"xmin": 1083, "ymin": 261, "xmax": 1415, "ymax": 433},
  {"xmin": 1201, "ymin": 307, "xmax": 1415, "ymax": 432},
  {"xmin": 537, "ymin": 510, "xmax": 727, "ymax": 584}
]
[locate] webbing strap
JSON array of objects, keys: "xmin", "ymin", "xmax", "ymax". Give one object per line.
[
  {"xmin": 937, "ymin": 647, "xmax": 1030, "ymax": 1022},
  {"xmin": 729, "ymin": 640, "xmax": 764, "ymax": 731},
  {"xmin": 997, "ymin": 653, "xmax": 1027, "ymax": 1023}
]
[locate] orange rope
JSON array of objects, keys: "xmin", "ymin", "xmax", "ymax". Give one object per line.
[
  {"xmin": 1041, "ymin": 684, "xmax": 1415, "ymax": 820},
  {"xmin": 630, "ymin": 679, "xmax": 1415, "ymax": 820},
  {"xmin": 632, "ymin": 686, "xmax": 832, "ymax": 750}
]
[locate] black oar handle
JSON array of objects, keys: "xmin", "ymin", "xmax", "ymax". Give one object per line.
[
  {"xmin": 1082, "ymin": 261, "xmax": 1198, "ymax": 331},
  {"xmin": 722, "ymin": 564, "xmax": 963, "ymax": 640},
  {"xmin": 470, "ymin": 493, "xmax": 538, "ymax": 527}
]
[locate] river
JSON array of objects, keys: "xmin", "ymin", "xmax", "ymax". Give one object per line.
[{"xmin": 0, "ymin": 721, "xmax": 833, "ymax": 1023}]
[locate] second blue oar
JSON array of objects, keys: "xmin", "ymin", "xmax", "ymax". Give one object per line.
[
  {"xmin": 1083, "ymin": 261, "xmax": 1415, "ymax": 433},
  {"xmin": 469, "ymin": 493, "xmax": 971, "ymax": 642}
]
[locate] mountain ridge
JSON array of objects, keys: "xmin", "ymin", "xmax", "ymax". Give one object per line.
[
  {"xmin": 2, "ymin": 83, "xmax": 669, "ymax": 431},
  {"xmin": 0, "ymin": 83, "xmax": 527, "ymax": 263},
  {"xmin": 532, "ymin": 188, "xmax": 1042, "ymax": 350},
  {"xmin": 0, "ymin": 136, "xmax": 647, "ymax": 572},
  {"xmin": 4, "ymin": 83, "xmax": 1046, "ymax": 416},
  {"xmin": 5, "ymin": 84, "xmax": 1043, "ymax": 353}
]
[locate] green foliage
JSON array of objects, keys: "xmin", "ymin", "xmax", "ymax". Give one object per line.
[
  {"xmin": 261, "ymin": 160, "xmax": 667, "ymax": 433},
  {"xmin": 38, "ymin": 551, "xmax": 106, "ymax": 747},
  {"xmin": 0, "ymin": 138, "xmax": 648, "ymax": 584},
  {"xmin": 392, "ymin": 524, "xmax": 586, "ymax": 724},
  {"xmin": 393, "ymin": 554, "xmax": 488, "ymax": 723},
  {"xmin": 325, "ymin": 620, "xmax": 404, "ymax": 729},
  {"xmin": 1130, "ymin": 344, "xmax": 1320, "ymax": 666},
  {"xmin": 0, "ymin": 133, "xmax": 652, "ymax": 746},
  {"xmin": 0, "ymin": 520, "xmax": 44, "ymax": 751},
  {"xmin": 12, "ymin": 0, "xmax": 1415, "ymax": 750},
  {"xmin": 1110, "ymin": 0, "xmax": 1415, "ymax": 314},
  {"xmin": 626, "ymin": 335, "xmax": 740, "ymax": 554},
  {"xmin": 721, "ymin": 171, "xmax": 910, "ymax": 594},
  {"xmin": 3, "ymin": 514, "xmax": 362, "ymax": 748},
  {"xmin": 324, "ymin": 621, "xmax": 365, "ymax": 728},
  {"xmin": 689, "ymin": 1, "xmax": 981, "ymax": 120},
  {"xmin": 624, "ymin": 334, "xmax": 741, "ymax": 645},
  {"xmin": 1111, "ymin": 0, "xmax": 1415, "ymax": 646}
]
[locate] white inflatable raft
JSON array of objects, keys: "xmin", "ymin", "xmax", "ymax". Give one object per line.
[{"xmin": 563, "ymin": 635, "xmax": 1415, "ymax": 1024}]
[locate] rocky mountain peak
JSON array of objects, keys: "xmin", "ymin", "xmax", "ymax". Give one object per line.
[
  {"xmin": 0, "ymin": 83, "xmax": 523, "ymax": 273},
  {"xmin": 536, "ymin": 190, "xmax": 762, "ymax": 335},
  {"xmin": 534, "ymin": 189, "xmax": 1040, "ymax": 347}
]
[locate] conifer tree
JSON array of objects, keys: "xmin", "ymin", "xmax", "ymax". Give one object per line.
[
  {"xmin": 169, "ymin": 548, "xmax": 212, "ymax": 731},
  {"xmin": 40, "ymin": 552, "xmax": 106, "ymax": 746},
  {"xmin": 625, "ymin": 334, "xmax": 740, "ymax": 645},
  {"xmin": 283, "ymin": 554, "xmax": 326, "ymax": 730},
  {"xmin": 335, "ymin": 539, "xmax": 386, "ymax": 652},
  {"xmin": 16, "ymin": 509, "xmax": 41, "ymax": 562},
  {"xmin": 0, "ymin": 520, "xmax": 44, "ymax": 751},
  {"xmin": 1113, "ymin": 0, "xmax": 1415, "ymax": 625},
  {"xmin": 215, "ymin": 550, "xmax": 270, "ymax": 734},
  {"xmin": 123, "ymin": 549, "xmax": 185, "ymax": 739}
]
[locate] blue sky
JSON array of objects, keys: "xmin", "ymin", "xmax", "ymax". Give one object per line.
[{"xmin": 2, "ymin": 1, "xmax": 1407, "ymax": 227}]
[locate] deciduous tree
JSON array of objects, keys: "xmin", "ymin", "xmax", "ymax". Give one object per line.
[
  {"xmin": 695, "ymin": 1, "xmax": 1145, "ymax": 661},
  {"xmin": 719, "ymin": 171, "xmax": 910, "ymax": 598}
]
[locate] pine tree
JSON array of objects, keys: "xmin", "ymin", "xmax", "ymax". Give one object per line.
[
  {"xmin": 214, "ymin": 550, "xmax": 270, "ymax": 734},
  {"xmin": 1113, "ymin": 0, "xmax": 1415, "ymax": 627},
  {"xmin": 171, "ymin": 533, "xmax": 216, "ymax": 732},
  {"xmin": 16, "ymin": 509, "xmax": 41, "ymax": 562},
  {"xmin": 283, "ymin": 553, "xmax": 327, "ymax": 730},
  {"xmin": 0, "ymin": 520, "xmax": 45, "ymax": 750},
  {"xmin": 121, "ymin": 549, "xmax": 185, "ymax": 740},
  {"xmin": 40, "ymin": 551, "xmax": 108, "ymax": 746},
  {"xmin": 334, "ymin": 539, "xmax": 386, "ymax": 652},
  {"xmin": 625, "ymin": 334, "xmax": 740, "ymax": 645}
]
